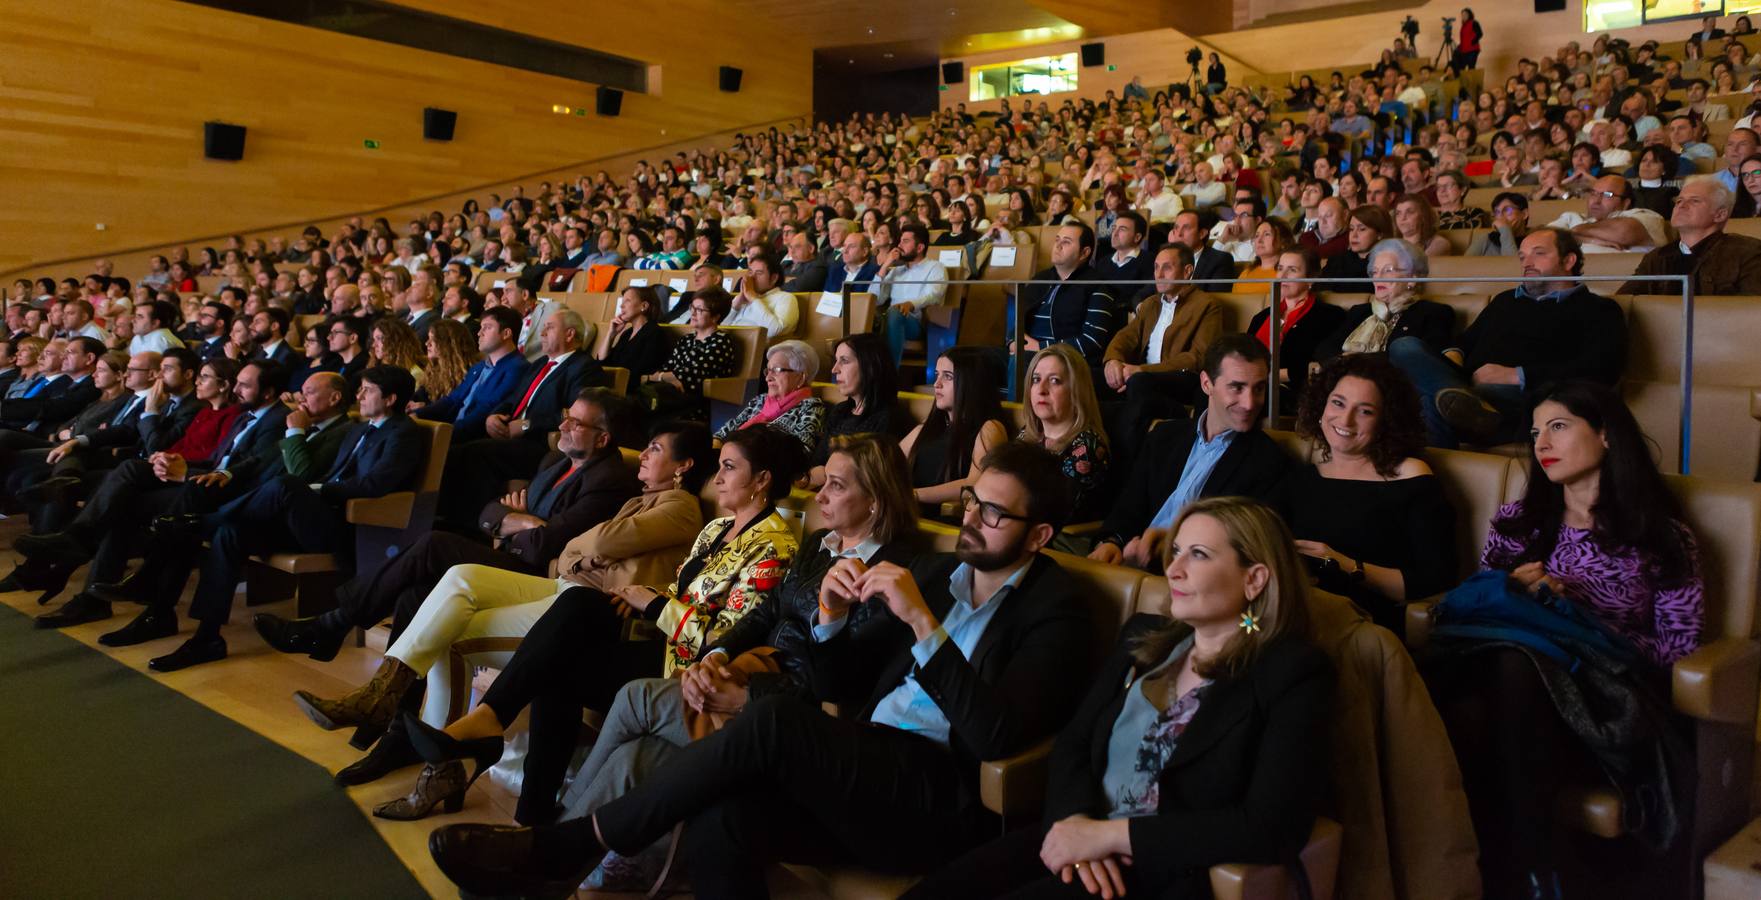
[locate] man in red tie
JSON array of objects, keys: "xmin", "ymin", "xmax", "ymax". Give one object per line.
[{"xmin": 437, "ymin": 307, "xmax": 606, "ymax": 531}]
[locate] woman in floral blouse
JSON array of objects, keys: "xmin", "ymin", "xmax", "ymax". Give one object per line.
[
  {"xmin": 400, "ymin": 425, "xmax": 807, "ymax": 825},
  {"xmin": 640, "ymin": 286, "xmax": 738, "ymax": 420},
  {"xmin": 1019, "ymin": 344, "xmax": 1111, "ymax": 524}
]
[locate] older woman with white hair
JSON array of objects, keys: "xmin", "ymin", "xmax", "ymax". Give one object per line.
[
  {"xmin": 713, "ymin": 339, "xmax": 827, "ymax": 453},
  {"xmin": 1315, "ymin": 239, "xmax": 1455, "ymax": 362},
  {"xmin": 1620, "ymin": 174, "xmax": 1761, "ymax": 294}
]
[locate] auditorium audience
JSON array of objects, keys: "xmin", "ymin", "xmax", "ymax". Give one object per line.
[
  {"xmin": 1319, "ymin": 204, "xmax": 1393, "ymax": 292},
  {"xmin": 906, "ymin": 496, "xmax": 1332, "ymax": 900},
  {"xmin": 1620, "ymin": 174, "xmax": 1761, "ymax": 294},
  {"xmin": 876, "ymin": 223, "xmax": 950, "ymax": 366},
  {"xmin": 1018, "ymin": 222, "xmax": 1116, "ymax": 369},
  {"xmin": 398, "ymin": 425, "xmax": 804, "ymax": 825},
  {"xmin": 1090, "ymin": 335, "xmax": 1291, "ymax": 570},
  {"xmin": 596, "ymin": 286, "xmax": 669, "ymax": 378},
  {"xmin": 1466, "ymin": 191, "xmax": 1531, "ymax": 256},
  {"xmin": 1233, "ymin": 218, "xmax": 1293, "ymax": 296},
  {"xmin": 1102, "ymin": 243, "xmax": 1224, "ymax": 448},
  {"xmin": 900, "ymin": 346, "xmax": 1009, "ymax": 515},
  {"xmin": 713, "ymin": 339, "xmax": 826, "ymax": 454},
  {"xmin": 425, "ymin": 441, "xmax": 1089, "ymax": 898},
  {"xmin": 1246, "ymin": 246, "xmax": 1345, "ymax": 399},
  {"xmin": 413, "ymin": 307, "xmax": 529, "ymax": 443},
  {"xmin": 1019, "ymin": 342, "xmax": 1110, "ymax": 526}
]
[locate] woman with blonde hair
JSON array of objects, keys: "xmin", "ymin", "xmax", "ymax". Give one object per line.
[
  {"xmin": 419, "ymin": 318, "xmax": 478, "ymax": 403},
  {"xmin": 907, "ymin": 496, "xmax": 1332, "ymax": 899},
  {"xmin": 1020, "ymin": 343, "xmax": 1110, "ymax": 521}
]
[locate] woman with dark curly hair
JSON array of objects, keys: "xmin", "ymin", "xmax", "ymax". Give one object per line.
[{"xmin": 1283, "ymin": 353, "xmax": 1456, "ymax": 634}]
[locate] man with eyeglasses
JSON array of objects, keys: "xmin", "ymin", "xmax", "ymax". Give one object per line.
[
  {"xmin": 1620, "ymin": 175, "xmax": 1761, "ymax": 295},
  {"xmin": 427, "ymin": 441, "xmax": 1091, "ymax": 899},
  {"xmin": 0, "ymin": 352, "xmax": 163, "ymax": 510},
  {"xmin": 326, "ymin": 315, "xmax": 371, "ymax": 386},
  {"xmin": 1392, "ymin": 227, "xmax": 1627, "ymax": 448},
  {"xmin": 1089, "ymin": 334, "xmax": 1291, "ymax": 570},
  {"xmin": 263, "ymin": 388, "xmax": 636, "ymax": 744},
  {"xmin": 1545, "ymin": 174, "xmax": 1669, "ymax": 252},
  {"xmin": 412, "ymin": 307, "xmax": 530, "ymax": 443},
  {"xmin": 1468, "ymin": 192, "xmax": 1532, "ymax": 256},
  {"xmin": 191, "ymin": 300, "xmax": 233, "ymax": 361}
]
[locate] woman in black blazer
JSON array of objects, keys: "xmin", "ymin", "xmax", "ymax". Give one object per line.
[
  {"xmin": 599, "ymin": 285, "xmax": 670, "ymax": 378},
  {"xmin": 906, "ymin": 496, "xmax": 1334, "ymax": 899},
  {"xmin": 1314, "ymin": 239, "xmax": 1454, "ymax": 364}
]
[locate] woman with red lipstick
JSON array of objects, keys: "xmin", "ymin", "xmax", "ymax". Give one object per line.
[
  {"xmin": 1284, "ymin": 354, "xmax": 1455, "ymax": 636},
  {"xmin": 1019, "ymin": 343, "xmax": 1111, "ymax": 523},
  {"xmin": 1428, "ymin": 381, "xmax": 1704, "ymax": 898},
  {"xmin": 904, "ymin": 496, "xmax": 1333, "ymax": 899}
]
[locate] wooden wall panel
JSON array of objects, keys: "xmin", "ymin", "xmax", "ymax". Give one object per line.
[{"xmin": 0, "ymin": 0, "xmax": 811, "ymax": 275}]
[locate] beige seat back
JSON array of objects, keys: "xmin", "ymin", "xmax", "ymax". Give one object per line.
[{"xmin": 1046, "ymin": 550, "xmax": 1149, "ymax": 664}]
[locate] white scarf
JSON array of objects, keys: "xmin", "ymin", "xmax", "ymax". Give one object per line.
[{"xmin": 1340, "ymin": 294, "xmax": 1416, "ymax": 355}]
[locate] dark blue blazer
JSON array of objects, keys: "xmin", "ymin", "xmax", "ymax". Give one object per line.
[
  {"xmin": 136, "ymin": 391, "xmax": 204, "ymax": 457},
  {"xmin": 491, "ymin": 352, "xmax": 605, "ymax": 437},
  {"xmin": 823, "ymin": 260, "xmax": 880, "ymax": 294},
  {"xmin": 421, "ymin": 353, "xmax": 532, "ymax": 442},
  {"xmin": 254, "ymin": 342, "xmax": 298, "ymax": 370},
  {"xmin": 317, "ymin": 414, "xmax": 424, "ymax": 503}
]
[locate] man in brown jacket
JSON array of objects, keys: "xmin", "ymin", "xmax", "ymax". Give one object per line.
[
  {"xmin": 1619, "ymin": 175, "xmax": 1761, "ymax": 295},
  {"xmin": 1101, "ymin": 243, "xmax": 1225, "ymax": 452}
]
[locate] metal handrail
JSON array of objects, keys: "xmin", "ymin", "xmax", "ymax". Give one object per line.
[{"xmin": 864, "ymin": 272, "xmax": 1696, "ymax": 474}]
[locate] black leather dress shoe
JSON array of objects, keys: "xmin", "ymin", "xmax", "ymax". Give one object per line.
[
  {"xmin": 428, "ymin": 823, "xmax": 604, "ymax": 900},
  {"xmin": 91, "ymin": 572, "xmax": 149, "ymax": 606},
  {"xmin": 148, "ymin": 635, "xmax": 227, "ymax": 672},
  {"xmin": 335, "ymin": 719, "xmax": 422, "ymax": 787},
  {"xmin": 99, "ymin": 607, "xmax": 179, "ymax": 647},
  {"xmin": 15, "ymin": 475, "xmax": 79, "ymax": 506},
  {"xmin": 34, "ymin": 593, "xmax": 112, "ymax": 629},
  {"xmin": 14, "ymin": 531, "xmax": 93, "ymax": 567},
  {"xmin": 253, "ymin": 613, "xmax": 347, "ymax": 662},
  {"xmin": 147, "ymin": 513, "xmax": 203, "ymax": 541}
]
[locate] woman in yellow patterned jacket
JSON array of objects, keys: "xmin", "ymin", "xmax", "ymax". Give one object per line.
[{"xmin": 397, "ymin": 424, "xmax": 807, "ymax": 825}]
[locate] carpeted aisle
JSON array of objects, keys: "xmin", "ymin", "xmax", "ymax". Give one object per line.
[{"xmin": 0, "ymin": 602, "xmax": 429, "ymax": 900}]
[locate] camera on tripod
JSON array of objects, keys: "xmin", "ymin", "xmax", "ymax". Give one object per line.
[
  {"xmin": 1186, "ymin": 46, "xmax": 1203, "ymax": 76},
  {"xmin": 1400, "ymin": 15, "xmax": 1420, "ymax": 43}
]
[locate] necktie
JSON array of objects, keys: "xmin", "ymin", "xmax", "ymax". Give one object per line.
[
  {"xmin": 328, "ymin": 427, "xmax": 371, "ymax": 483},
  {"xmin": 216, "ymin": 411, "xmax": 259, "ymax": 470},
  {"xmin": 22, "ymin": 377, "xmax": 47, "ymax": 399},
  {"xmin": 511, "ymin": 360, "xmax": 556, "ymax": 419},
  {"xmin": 111, "ymin": 395, "xmax": 143, "ymax": 427}
]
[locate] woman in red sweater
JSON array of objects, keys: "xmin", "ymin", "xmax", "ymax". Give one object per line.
[{"xmin": 163, "ymin": 357, "xmax": 244, "ymax": 462}]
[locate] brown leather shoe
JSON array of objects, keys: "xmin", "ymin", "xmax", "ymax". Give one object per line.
[{"xmin": 290, "ymin": 657, "xmax": 417, "ymax": 735}]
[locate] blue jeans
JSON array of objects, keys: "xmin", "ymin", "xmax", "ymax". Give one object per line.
[
  {"xmin": 886, "ymin": 306, "xmax": 925, "ymax": 367},
  {"xmin": 1388, "ymin": 336, "xmax": 1525, "ymax": 449}
]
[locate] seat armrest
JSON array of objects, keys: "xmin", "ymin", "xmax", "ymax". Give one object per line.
[
  {"xmin": 1748, "ymin": 386, "xmax": 1761, "ymax": 420},
  {"xmin": 1062, "ymin": 520, "xmax": 1102, "ymax": 536},
  {"xmin": 979, "ymin": 736, "xmax": 1055, "ymax": 818},
  {"xmin": 702, "ymin": 376, "xmax": 752, "ymax": 406},
  {"xmin": 1672, "ymin": 636, "xmax": 1761, "ymax": 723},
  {"xmin": 345, "ymin": 492, "xmax": 415, "ymax": 530},
  {"xmin": 604, "ymin": 366, "xmax": 630, "ymax": 396},
  {"xmin": 1404, "ymin": 595, "xmax": 1444, "ymax": 648}
]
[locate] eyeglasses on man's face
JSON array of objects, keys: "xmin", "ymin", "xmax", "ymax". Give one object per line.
[{"xmin": 960, "ymin": 486, "xmax": 1028, "ymax": 528}]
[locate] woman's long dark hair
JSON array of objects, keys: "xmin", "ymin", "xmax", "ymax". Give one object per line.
[
  {"xmin": 1496, "ymin": 381, "xmax": 1693, "ymax": 586},
  {"xmin": 911, "ymin": 346, "xmax": 1003, "ymax": 483},
  {"xmin": 837, "ymin": 332, "xmax": 898, "ymax": 419}
]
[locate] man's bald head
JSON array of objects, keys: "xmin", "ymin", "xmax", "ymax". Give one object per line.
[{"xmin": 301, "ymin": 371, "xmax": 349, "ymax": 419}]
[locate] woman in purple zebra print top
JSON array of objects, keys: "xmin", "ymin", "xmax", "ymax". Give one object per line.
[
  {"xmin": 1432, "ymin": 382, "xmax": 1705, "ymax": 898},
  {"xmin": 1482, "ymin": 383, "xmax": 1705, "ymax": 667}
]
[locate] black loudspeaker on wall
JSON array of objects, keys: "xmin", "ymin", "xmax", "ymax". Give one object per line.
[
  {"xmin": 203, "ymin": 121, "xmax": 246, "ymax": 161},
  {"xmin": 423, "ymin": 107, "xmax": 457, "ymax": 141},
  {"xmin": 1534, "ymin": 0, "xmax": 1565, "ymax": 11},
  {"xmin": 597, "ymin": 86, "xmax": 623, "ymax": 117},
  {"xmin": 942, "ymin": 61, "xmax": 965, "ymax": 84},
  {"xmin": 719, "ymin": 66, "xmax": 743, "ymax": 92},
  {"xmin": 1079, "ymin": 42, "xmax": 1105, "ymax": 67}
]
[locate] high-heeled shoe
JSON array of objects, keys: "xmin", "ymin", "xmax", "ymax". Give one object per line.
[
  {"xmin": 428, "ymin": 822, "xmax": 606, "ymax": 900},
  {"xmin": 402, "ymin": 711, "xmax": 504, "ymax": 781},
  {"xmin": 372, "ymin": 760, "xmax": 468, "ymax": 820},
  {"xmin": 292, "ymin": 658, "xmax": 417, "ymax": 750}
]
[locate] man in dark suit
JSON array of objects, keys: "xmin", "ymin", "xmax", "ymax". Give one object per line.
[
  {"xmin": 22, "ymin": 360, "xmax": 293, "ymax": 627},
  {"xmin": 266, "ymin": 388, "xmax": 637, "ymax": 728},
  {"xmin": 1089, "ymin": 334, "xmax": 1292, "ymax": 571},
  {"xmin": 0, "ymin": 335, "xmax": 103, "ymax": 432},
  {"xmin": 249, "ymin": 308, "xmax": 297, "ymax": 369},
  {"xmin": 438, "ymin": 308, "xmax": 605, "ymax": 531},
  {"xmin": 780, "ymin": 232, "xmax": 829, "ymax": 293},
  {"xmin": 427, "ymin": 442, "xmax": 1093, "ymax": 898},
  {"xmin": 1173, "ymin": 210, "xmax": 1238, "ymax": 291},
  {"xmin": 192, "ymin": 301, "xmax": 234, "ymax": 361},
  {"xmin": 89, "ymin": 371, "xmax": 358, "ymax": 647},
  {"xmin": 413, "ymin": 307, "xmax": 529, "ymax": 443},
  {"xmin": 2, "ymin": 350, "xmax": 161, "ymax": 514},
  {"xmin": 146, "ymin": 366, "xmax": 426, "ymax": 672},
  {"xmin": 406, "ymin": 267, "xmax": 441, "ymax": 344},
  {"xmin": 559, "ymin": 225, "xmax": 592, "ymax": 269},
  {"xmin": 1092, "ymin": 211, "xmax": 1153, "ymax": 298}
]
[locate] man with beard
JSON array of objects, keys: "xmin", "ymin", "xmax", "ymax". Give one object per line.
[{"xmin": 426, "ymin": 441, "xmax": 1092, "ymax": 899}]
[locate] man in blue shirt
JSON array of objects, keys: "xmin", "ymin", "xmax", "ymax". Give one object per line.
[
  {"xmin": 413, "ymin": 307, "xmax": 530, "ymax": 443},
  {"xmin": 426, "ymin": 443, "xmax": 1094, "ymax": 898},
  {"xmin": 1090, "ymin": 334, "xmax": 1292, "ymax": 570}
]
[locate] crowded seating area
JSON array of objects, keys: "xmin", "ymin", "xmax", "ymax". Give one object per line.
[{"xmin": 13, "ymin": 9, "xmax": 1761, "ymax": 900}]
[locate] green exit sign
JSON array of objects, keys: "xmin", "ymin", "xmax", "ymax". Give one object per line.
[
  {"xmin": 938, "ymin": 84, "xmax": 948, "ymax": 91},
  {"xmin": 574, "ymin": 107, "xmax": 587, "ymax": 116},
  {"xmin": 363, "ymin": 139, "xmax": 381, "ymax": 150},
  {"xmin": 1107, "ymin": 64, "xmax": 1116, "ymax": 71}
]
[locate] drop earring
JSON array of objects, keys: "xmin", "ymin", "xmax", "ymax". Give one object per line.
[{"xmin": 1238, "ymin": 597, "xmax": 1262, "ymax": 634}]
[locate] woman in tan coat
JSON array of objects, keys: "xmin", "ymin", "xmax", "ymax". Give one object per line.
[{"xmin": 307, "ymin": 422, "xmax": 716, "ymax": 793}]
